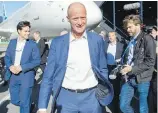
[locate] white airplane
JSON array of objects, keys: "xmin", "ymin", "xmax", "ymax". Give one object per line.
[{"xmin": 0, "ymin": 1, "xmax": 102, "ymax": 39}]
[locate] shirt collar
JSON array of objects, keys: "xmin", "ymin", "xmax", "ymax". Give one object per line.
[
  {"xmin": 17, "ymin": 37, "xmax": 26, "ymax": 43},
  {"xmin": 133, "ymin": 31, "xmax": 140, "ymax": 40},
  {"xmin": 109, "ymin": 41, "xmax": 116, "ymax": 45},
  {"xmin": 36, "ymin": 38, "xmax": 40, "ymax": 43},
  {"xmin": 70, "ymin": 31, "xmax": 87, "ymax": 42}
]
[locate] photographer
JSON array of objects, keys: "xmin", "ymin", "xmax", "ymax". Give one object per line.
[{"xmin": 119, "ymin": 15, "xmax": 156, "ymax": 113}]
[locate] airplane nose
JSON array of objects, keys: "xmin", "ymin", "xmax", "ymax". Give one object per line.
[{"xmin": 86, "ymin": 2, "xmax": 102, "ymax": 28}]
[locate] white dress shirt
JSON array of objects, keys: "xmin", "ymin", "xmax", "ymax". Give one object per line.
[
  {"xmin": 62, "ymin": 32, "xmax": 98, "ymax": 89},
  {"xmin": 107, "ymin": 42, "xmax": 116, "ymax": 65},
  {"xmin": 14, "ymin": 38, "xmax": 26, "ymax": 66},
  {"xmin": 36, "ymin": 38, "xmax": 40, "ymax": 43}
]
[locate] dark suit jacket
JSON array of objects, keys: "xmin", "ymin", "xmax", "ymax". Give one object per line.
[
  {"xmin": 105, "ymin": 41, "xmax": 125, "ymax": 61},
  {"xmin": 38, "ymin": 31, "xmax": 114, "ymax": 110},
  {"xmin": 37, "ymin": 39, "xmax": 47, "ymax": 64}
]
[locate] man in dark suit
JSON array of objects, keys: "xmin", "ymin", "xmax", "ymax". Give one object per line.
[
  {"xmin": 4, "ymin": 21, "xmax": 41, "ymax": 113},
  {"xmin": 33, "ymin": 31, "xmax": 48, "ymax": 72},
  {"xmin": 38, "ymin": 2, "xmax": 113, "ymax": 113},
  {"xmin": 105, "ymin": 31, "xmax": 125, "ymax": 113}
]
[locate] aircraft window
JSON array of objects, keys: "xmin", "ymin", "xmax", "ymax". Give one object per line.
[
  {"xmin": 47, "ymin": 1, "xmax": 54, "ymax": 6},
  {"xmin": 34, "ymin": 16, "xmax": 39, "ymax": 20},
  {"xmin": 48, "ymin": 1, "xmax": 53, "ymax": 3},
  {"xmin": 62, "ymin": 19, "xmax": 65, "ymax": 22},
  {"xmin": 23, "ymin": 14, "xmax": 28, "ymax": 19},
  {"xmin": 62, "ymin": 8, "xmax": 64, "ymax": 11}
]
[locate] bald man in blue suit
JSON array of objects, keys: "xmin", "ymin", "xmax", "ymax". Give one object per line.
[{"xmin": 38, "ymin": 2, "xmax": 113, "ymax": 113}]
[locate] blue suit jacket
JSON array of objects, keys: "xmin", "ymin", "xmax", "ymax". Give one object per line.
[
  {"xmin": 38, "ymin": 32, "xmax": 114, "ymax": 109},
  {"xmin": 4, "ymin": 39, "xmax": 41, "ymax": 87}
]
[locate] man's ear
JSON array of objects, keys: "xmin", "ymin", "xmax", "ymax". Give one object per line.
[{"xmin": 17, "ymin": 29, "xmax": 20, "ymax": 34}]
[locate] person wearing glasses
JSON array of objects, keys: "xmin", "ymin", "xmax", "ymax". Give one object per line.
[{"xmin": 4, "ymin": 21, "xmax": 41, "ymax": 113}]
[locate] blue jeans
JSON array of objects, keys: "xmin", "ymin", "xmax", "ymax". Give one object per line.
[{"xmin": 120, "ymin": 78, "xmax": 150, "ymax": 113}]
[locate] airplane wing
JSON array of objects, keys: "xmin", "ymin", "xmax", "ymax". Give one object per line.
[{"xmin": 0, "ymin": 28, "xmax": 14, "ymax": 38}]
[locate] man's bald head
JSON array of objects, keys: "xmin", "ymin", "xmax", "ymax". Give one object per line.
[
  {"xmin": 67, "ymin": 2, "xmax": 86, "ymax": 17},
  {"xmin": 67, "ymin": 2, "xmax": 87, "ymax": 38}
]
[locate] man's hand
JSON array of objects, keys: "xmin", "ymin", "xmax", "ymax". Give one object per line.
[
  {"xmin": 9, "ymin": 65, "xmax": 19, "ymax": 74},
  {"xmin": 15, "ymin": 65, "xmax": 22, "ymax": 73},
  {"xmin": 115, "ymin": 58, "xmax": 121, "ymax": 63},
  {"xmin": 120, "ymin": 65, "xmax": 132, "ymax": 75}
]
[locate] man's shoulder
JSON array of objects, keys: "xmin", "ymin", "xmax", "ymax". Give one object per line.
[
  {"xmin": 8, "ymin": 39, "xmax": 17, "ymax": 46},
  {"xmin": 87, "ymin": 31, "xmax": 100, "ymax": 37},
  {"xmin": 39, "ymin": 39, "xmax": 45, "ymax": 42},
  {"xmin": 10, "ymin": 38, "xmax": 17, "ymax": 42},
  {"xmin": 28, "ymin": 39, "xmax": 37, "ymax": 46},
  {"xmin": 53, "ymin": 33, "xmax": 69, "ymax": 42},
  {"xmin": 87, "ymin": 31, "xmax": 103, "ymax": 41},
  {"xmin": 140, "ymin": 32, "xmax": 154, "ymax": 44},
  {"xmin": 117, "ymin": 41, "xmax": 124, "ymax": 46},
  {"xmin": 28, "ymin": 39, "xmax": 35, "ymax": 43}
]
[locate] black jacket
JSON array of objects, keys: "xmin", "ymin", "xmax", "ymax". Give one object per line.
[
  {"xmin": 126, "ymin": 32, "xmax": 156, "ymax": 83},
  {"xmin": 37, "ymin": 39, "xmax": 48, "ymax": 64},
  {"xmin": 105, "ymin": 41, "xmax": 125, "ymax": 61}
]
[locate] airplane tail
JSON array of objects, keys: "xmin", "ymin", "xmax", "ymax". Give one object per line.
[{"xmin": 0, "ymin": 1, "xmax": 7, "ymax": 23}]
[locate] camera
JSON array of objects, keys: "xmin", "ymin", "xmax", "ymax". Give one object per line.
[
  {"xmin": 109, "ymin": 64, "xmax": 123, "ymax": 79},
  {"xmin": 109, "ymin": 61, "xmax": 128, "ymax": 82}
]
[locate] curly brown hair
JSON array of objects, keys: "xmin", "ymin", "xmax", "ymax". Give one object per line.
[{"xmin": 123, "ymin": 15, "xmax": 142, "ymax": 29}]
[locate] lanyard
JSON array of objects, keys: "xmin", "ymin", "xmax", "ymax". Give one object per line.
[{"xmin": 121, "ymin": 38, "xmax": 136, "ymax": 65}]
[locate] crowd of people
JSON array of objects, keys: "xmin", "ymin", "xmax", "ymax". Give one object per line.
[{"xmin": 0, "ymin": 2, "xmax": 157, "ymax": 113}]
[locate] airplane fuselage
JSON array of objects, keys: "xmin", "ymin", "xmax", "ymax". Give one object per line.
[{"xmin": 0, "ymin": 1, "xmax": 102, "ymax": 38}]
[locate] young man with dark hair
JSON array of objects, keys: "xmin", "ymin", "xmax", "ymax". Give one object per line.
[
  {"xmin": 119, "ymin": 15, "xmax": 156, "ymax": 113},
  {"xmin": 5, "ymin": 21, "xmax": 41, "ymax": 113}
]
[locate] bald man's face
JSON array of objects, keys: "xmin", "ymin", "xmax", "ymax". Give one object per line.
[{"xmin": 67, "ymin": 4, "xmax": 87, "ymax": 36}]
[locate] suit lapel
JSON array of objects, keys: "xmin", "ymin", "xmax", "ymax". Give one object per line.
[
  {"xmin": 38, "ymin": 39, "xmax": 41, "ymax": 47},
  {"xmin": 105, "ymin": 43, "xmax": 109, "ymax": 53},
  {"xmin": 87, "ymin": 32, "xmax": 94, "ymax": 65},
  {"xmin": 115, "ymin": 42, "xmax": 119, "ymax": 59},
  {"xmin": 62, "ymin": 33, "xmax": 70, "ymax": 65},
  {"xmin": 12, "ymin": 39, "xmax": 17, "ymax": 63}
]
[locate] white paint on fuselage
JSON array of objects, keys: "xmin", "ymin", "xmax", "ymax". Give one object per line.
[{"xmin": 0, "ymin": 1, "xmax": 102, "ymax": 38}]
